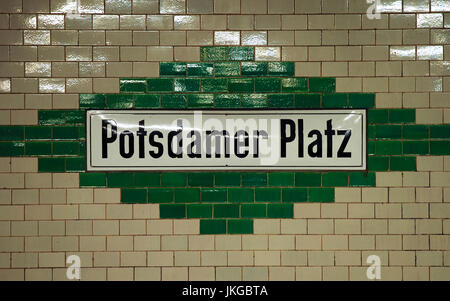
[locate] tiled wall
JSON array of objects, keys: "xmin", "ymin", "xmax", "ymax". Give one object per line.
[{"xmin": 0, "ymin": 0, "xmax": 449, "ymax": 281}]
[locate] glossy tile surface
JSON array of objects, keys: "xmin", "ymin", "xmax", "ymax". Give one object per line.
[{"xmin": 214, "ymin": 31, "xmax": 240, "ymax": 45}]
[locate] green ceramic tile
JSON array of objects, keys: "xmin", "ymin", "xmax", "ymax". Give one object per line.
[
  {"xmin": 349, "ymin": 172, "xmax": 375, "ymax": 187},
  {"xmin": 215, "ymin": 172, "xmax": 241, "ymax": 186},
  {"xmin": 227, "ymin": 219, "xmax": 253, "ymax": 234},
  {"xmin": 80, "ymin": 173, "xmax": 106, "ymax": 187},
  {"xmin": 79, "ymin": 141, "xmax": 86, "ymax": 155},
  {"xmin": 228, "ymin": 78, "xmax": 254, "ymax": 93},
  {"xmin": 53, "ymin": 141, "xmax": 79, "ymax": 155},
  {"xmin": 375, "ymin": 125, "xmax": 402, "ymax": 139},
  {"xmin": 0, "ymin": 126, "xmax": 24, "ymax": 141},
  {"xmin": 242, "ymin": 173, "xmax": 267, "ymax": 187},
  {"xmin": 322, "ymin": 93, "xmax": 348, "ymax": 108},
  {"xmin": 295, "ymin": 172, "xmax": 321, "ymax": 187},
  {"xmin": 120, "ymin": 78, "xmax": 146, "ymax": 93},
  {"xmin": 375, "ymin": 141, "xmax": 402, "ymax": 155},
  {"xmin": 389, "ymin": 109, "xmax": 415, "ymax": 123},
  {"xmin": 161, "ymin": 172, "xmax": 186, "ymax": 187},
  {"xmin": 187, "ymin": 63, "xmax": 214, "ymax": 77},
  {"xmin": 282, "ymin": 188, "xmax": 308, "ymax": 202},
  {"xmin": 268, "ymin": 62, "xmax": 295, "ymax": 76},
  {"xmin": 121, "ymin": 188, "xmax": 147, "ymax": 204},
  {"xmin": 430, "ymin": 125, "xmax": 450, "ymax": 139},
  {"xmin": 80, "ymin": 94, "xmax": 106, "ymax": 109},
  {"xmin": 390, "ymin": 156, "xmax": 416, "ymax": 171},
  {"xmin": 108, "ymin": 172, "xmax": 134, "ymax": 187},
  {"xmin": 0, "ymin": 142, "xmax": 24, "ymax": 156},
  {"xmin": 228, "ymin": 188, "xmax": 254, "ymax": 203},
  {"xmin": 308, "ymin": 188, "xmax": 334, "ymax": 202},
  {"xmin": 267, "ymin": 204, "xmax": 293, "ymax": 218},
  {"xmin": 214, "ymin": 204, "xmax": 239, "ymax": 218},
  {"xmin": 403, "ymin": 141, "xmax": 429, "ymax": 155},
  {"xmin": 174, "ymin": 78, "xmax": 200, "ymax": 92},
  {"xmin": 134, "ymin": 94, "xmax": 160, "ymax": 108},
  {"xmin": 241, "ymin": 62, "xmax": 267, "ymax": 76},
  {"xmin": 228, "ymin": 46, "xmax": 254, "ymax": 61},
  {"xmin": 368, "ymin": 109, "xmax": 389, "ymax": 124},
  {"xmin": 322, "ymin": 172, "xmax": 349, "ymax": 187},
  {"xmin": 106, "ymin": 94, "xmax": 134, "ymax": 109},
  {"xmin": 200, "ymin": 219, "xmax": 226, "ymax": 234},
  {"xmin": 188, "ymin": 94, "xmax": 214, "ymax": 108},
  {"xmin": 25, "ymin": 126, "xmax": 52, "ymax": 140},
  {"xmin": 309, "ymin": 77, "xmax": 335, "ymax": 92},
  {"xmin": 368, "ymin": 156, "xmax": 389, "ymax": 171},
  {"xmin": 348, "ymin": 93, "xmax": 375, "ymax": 108},
  {"xmin": 202, "ymin": 78, "xmax": 228, "ymax": 93},
  {"xmin": 430, "ymin": 141, "xmax": 450, "ymax": 155},
  {"xmin": 160, "ymin": 62, "xmax": 187, "ymax": 76},
  {"xmin": 294, "ymin": 93, "xmax": 321, "ymax": 108},
  {"xmin": 78, "ymin": 127, "xmax": 85, "ymax": 139},
  {"xmin": 161, "ymin": 94, "xmax": 187, "ymax": 108},
  {"xmin": 187, "ymin": 204, "xmax": 212, "ymax": 218},
  {"xmin": 201, "ymin": 47, "xmax": 228, "ymax": 62},
  {"xmin": 134, "ymin": 172, "xmax": 160, "ymax": 187},
  {"xmin": 255, "ymin": 78, "xmax": 281, "ymax": 93},
  {"xmin": 38, "ymin": 157, "xmax": 65, "ymax": 172},
  {"xmin": 147, "ymin": 78, "xmax": 174, "ymax": 92},
  {"xmin": 255, "ymin": 188, "xmax": 281, "ymax": 202},
  {"xmin": 368, "ymin": 125, "xmax": 376, "ymax": 139},
  {"xmin": 188, "ymin": 173, "xmax": 214, "ymax": 187},
  {"xmin": 174, "ymin": 188, "xmax": 200, "ymax": 203},
  {"xmin": 214, "ymin": 62, "xmax": 240, "ymax": 77},
  {"xmin": 148, "ymin": 188, "xmax": 173, "ymax": 203},
  {"xmin": 65, "ymin": 157, "xmax": 85, "ymax": 172},
  {"xmin": 403, "ymin": 125, "xmax": 429, "ymax": 139},
  {"xmin": 282, "ymin": 78, "xmax": 308, "ymax": 92},
  {"xmin": 202, "ymin": 188, "xmax": 227, "ymax": 202},
  {"xmin": 214, "ymin": 94, "xmax": 241, "ymax": 108},
  {"xmin": 160, "ymin": 204, "xmax": 186, "ymax": 219},
  {"xmin": 267, "ymin": 94, "xmax": 294, "ymax": 108},
  {"xmin": 38, "ymin": 110, "xmax": 66, "ymax": 125},
  {"xmin": 241, "ymin": 204, "xmax": 266, "ymax": 218},
  {"xmin": 241, "ymin": 94, "xmax": 267, "ymax": 108},
  {"xmin": 368, "ymin": 141, "xmax": 375, "ymax": 155},
  {"xmin": 268, "ymin": 172, "xmax": 294, "ymax": 186},
  {"xmin": 53, "ymin": 126, "xmax": 79, "ymax": 140},
  {"xmin": 65, "ymin": 111, "xmax": 84, "ymax": 125},
  {"xmin": 25, "ymin": 142, "xmax": 52, "ymax": 155}
]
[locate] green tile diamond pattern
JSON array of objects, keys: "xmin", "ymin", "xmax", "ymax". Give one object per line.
[{"xmin": 1, "ymin": 46, "xmax": 449, "ymax": 235}]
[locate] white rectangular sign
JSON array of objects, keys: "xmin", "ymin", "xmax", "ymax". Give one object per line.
[{"xmin": 86, "ymin": 110, "xmax": 366, "ymax": 171}]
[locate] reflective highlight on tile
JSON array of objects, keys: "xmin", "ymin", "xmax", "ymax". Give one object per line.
[
  {"xmin": 39, "ymin": 79, "xmax": 65, "ymax": 93},
  {"xmin": 38, "ymin": 14, "xmax": 65, "ymax": 29},
  {"xmin": 390, "ymin": 46, "xmax": 416, "ymax": 60},
  {"xmin": 24, "ymin": 30, "xmax": 50, "ymax": 45},
  {"xmin": 25, "ymin": 62, "xmax": 52, "ymax": 77},
  {"xmin": 255, "ymin": 47, "xmax": 280, "ymax": 61},
  {"xmin": 160, "ymin": 0, "xmax": 186, "ymax": 14},
  {"xmin": 0, "ymin": 79, "xmax": 10, "ymax": 93},
  {"xmin": 174, "ymin": 15, "xmax": 199, "ymax": 29},
  {"xmin": 417, "ymin": 46, "xmax": 444, "ymax": 60},
  {"xmin": 431, "ymin": 0, "xmax": 450, "ymax": 12},
  {"xmin": 214, "ymin": 31, "xmax": 240, "ymax": 45},
  {"xmin": 242, "ymin": 31, "xmax": 267, "ymax": 46},
  {"xmin": 417, "ymin": 13, "xmax": 444, "ymax": 28},
  {"xmin": 403, "ymin": 0, "xmax": 430, "ymax": 12},
  {"xmin": 377, "ymin": 0, "xmax": 403, "ymax": 12}
]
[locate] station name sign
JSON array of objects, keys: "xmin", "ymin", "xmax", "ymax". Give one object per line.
[{"xmin": 86, "ymin": 110, "xmax": 366, "ymax": 171}]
